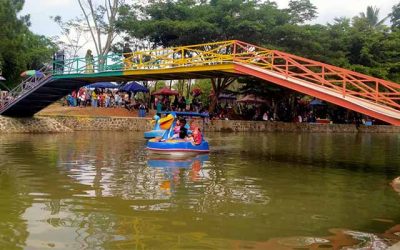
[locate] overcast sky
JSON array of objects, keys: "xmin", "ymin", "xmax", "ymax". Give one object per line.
[{"xmin": 22, "ymin": 0, "xmax": 399, "ymax": 37}]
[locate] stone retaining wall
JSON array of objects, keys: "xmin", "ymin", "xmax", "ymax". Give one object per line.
[
  {"xmin": 206, "ymin": 119, "xmax": 400, "ymax": 133},
  {"xmin": 0, "ymin": 115, "xmax": 399, "ymax": 133}
]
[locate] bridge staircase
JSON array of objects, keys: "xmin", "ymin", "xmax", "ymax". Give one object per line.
[
  {"xmin": 229, "ymin": 43, "xmax": 400, "ymax": 125},
  {"xmin": 0, "ymin": 66, "xmax": 86, "ymax": 117}
]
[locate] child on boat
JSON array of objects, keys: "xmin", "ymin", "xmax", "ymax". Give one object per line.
[
  {"xmin": 187, "ymin": 122, "xmax": 202, "ymax": 145},
  {"xmin": 192, "ymin": 127, "xmax": 202, "ymax": 145},
  {"xmin": 171, "ymin": 118, "xmax": 188, "ymax": 139},
  {"xmin": 179, "ymin": 119, "xmax": 188, "ymax": 139},
  {"xmin": 171, "ymin": 119, "xmax": 181, "ymax": 138}
]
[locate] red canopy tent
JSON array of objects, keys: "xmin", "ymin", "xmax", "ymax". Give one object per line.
[{"xmin": 152, "ymin": 87, "xmax": 179, "ymax": 96}]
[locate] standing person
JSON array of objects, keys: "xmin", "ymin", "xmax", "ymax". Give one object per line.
[
  {"xmin": 58, "ymin": 50, "xmax": 65, "ymax": 73},
  {"xmin": 123, "ymin": 43, "xmax": 133, "ymax": 69},
  {"xmin": 71, "ymin": 90, "xmax": 77, "ymax": 107},
  {"xmin": 114, "ymin": 93, "xmax": 121, "ymax": 107},
  {"xmin": 139, "ymin": 102, "xmax": 146, "ymax": 117},
  {"xmin": 179, "ymin": 96, "xmax": 186, "ymax": 111},
  {"xmin": 52, "ymin": 53, "xmax": 57, "ymax": 73},
  {"xmin": 262, "ymin": 111, "xmax": 269, "ymax": 121},
  {"xmin": 91, "ymin": 90, "xmax": 97, "ymax": 107},
  {"xmin": 156, "ymin": 99, "xmax": 162, "ymax": 115},
  {"xmin": 192, "ymin": 97, "xmax": 199, "ymax": 112},
  {"xmin": 164, "ymin": 96, "xmax": 170, "ymax": 111},
  {"xmin": 178, "ymin": 96, "xmax": 186, "ymax": 111},
  {"xmin": 53, "ymin": 50, "xmax": 65, "ymax": 74},
  {"xmin": 154, "ymin": 96, "xmax": 158, "ymax": 110},
  {"xmin": 100, "ymin": 91, "xmax": 106, "ymax": 107},
  {"xmin": 105, "ymin": 92, "xmax": 111, "ymax": 108},
  {"xmin": 85, "ymin": 49, "xmax": 94, "ymax": 73},
  {"xmin": 173, "ymin": 95, "xmax": 179, "ymax": 111},
  {"xmin": 78, "ymin": 88, "xmax": 86, "ymax": 107},
  {"xmin": 85, "ymin": 89, "xmax": 91, "ymax": 107}
]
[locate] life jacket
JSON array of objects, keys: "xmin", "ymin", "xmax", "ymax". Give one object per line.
[{"xmin": 193, "ymin": 128, "xmax": 202, "ymax": 145}]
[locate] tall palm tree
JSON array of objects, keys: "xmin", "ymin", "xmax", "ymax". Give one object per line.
[
  {"xmin": 390, "ymin": 3, "xmax": 400, "ymax": 29},
  {"xmin": 359, "ymin": 6, "xmax": 388, "ymax": 29}
]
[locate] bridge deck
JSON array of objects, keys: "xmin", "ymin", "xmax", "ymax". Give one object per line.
[
  {"xmin": 1, "ymin": 40, "xmax": 400, "ymax": 125},
  {"xmin": 54, "ymin": 64, "xmax": 239, "ymax": 82}
]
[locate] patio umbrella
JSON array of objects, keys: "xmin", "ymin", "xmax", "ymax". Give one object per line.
[
  {"xmin": 152, "ymin": 87, "xmax": 179, "ymax": 96},
  {"xmin": 120, "ymin": 81, "xmax": 149, "ymax": 93},
  {"xmin": 218, "ymin": 93, "xmax": 237, "ymax": 100},
  {"xmin": 309, "ymin": 99, "xmax": 326, "ymax": 106},
  {"xmin": 210, "ymin": 90, "xmax": 237, "ymax": 100},
  {"xmin": 237, "ymin": 95, "xmax": 267, "ymax": 104},
  {"xmin": 191, "ymin": 87, "xmax": 202, "ymax": 97},
  {"xmin": 20, "ymin": 70, "xmax": 44, "ymax": 78},
  {"xmin": 85, "ymin": 82, "xmax": 119, "ymax": 89}
]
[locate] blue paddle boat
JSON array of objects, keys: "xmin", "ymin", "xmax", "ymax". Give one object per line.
[
  {"xmin": 146, "ymin": 112, "xmax": 209, "ymax": 155},
  {"xmin": 144, "ymin": 115, "xmax": 166, "ymax": 139},
  {"xmin": 144, "ymin": 111, "xmax": 186, "ymax": 139}
]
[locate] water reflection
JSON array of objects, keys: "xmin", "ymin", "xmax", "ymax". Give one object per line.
[
  {"xmin": 147, "ymin": 154, "xmax": 209, "ymax": 195},
  {"xmin": 147, "ymin": 154, "xmax": 209, "ymax": 169},
  {"xmin": 0, "ymin": 132, "xmax": 399, "ymax": 249}
]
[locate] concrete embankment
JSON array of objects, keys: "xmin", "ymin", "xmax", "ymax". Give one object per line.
[{"xmin": 0, "ymin": 115, "xmax": 400, "ymax": 133}]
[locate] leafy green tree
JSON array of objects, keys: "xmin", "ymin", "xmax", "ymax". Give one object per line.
[
  {"xmin": 208, "ymin": 78, "xmax": 236, "ymax": 113},
  {"xmin": 340, "ymin": 5, "xmax": 400, "ymax": 81},
  {"xmin": 0, "ymin": 0, "xmax": 56, "ymax": 88},
  {"xmin": 0, "ymin": 0, "xmax": 28, "ymax": 86},
  {"xmin": 117, "ymin": 0, "xmax": 293, "ymax": 111},
  {"xmin": 323, "ymin": 18, "xmax": 352, "ymax": 67},
  {"xmin": 192, "ymin": 79, "xmax": 212, "ymax": 107},
  {"xmin": 117, "ymin": 0, "xmax": 289, "ymax": 47},
  {"xmin": 286, "ymin": 0, "xmax": 318, "ymax": 24},
  {"xmin": 269, "ymin": 24, "xmax": 332, "ymax": 62}
]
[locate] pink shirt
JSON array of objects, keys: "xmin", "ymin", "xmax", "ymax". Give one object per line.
[{"xmin": 173, "ymin": 125, "xmax": 180, "ymax": 134}]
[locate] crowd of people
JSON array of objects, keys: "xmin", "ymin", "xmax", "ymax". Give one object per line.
[
  {"xmin": 62, "ymin": 86, "xmax": 206, "ymax": 119},
  {"xmin": 61, "ymin": 85, "xmax": 374, "ymax": 126},
  {"xmin": 65, "ymin": 87, "xmax": 147, "ymax": 116},
  {"xmin": 214, "ymin": 97, "xmax": 375, "ymax": 125},
  {"xmin": 154, "ymin": 95, "xmax": 202, "ymax": 113}
]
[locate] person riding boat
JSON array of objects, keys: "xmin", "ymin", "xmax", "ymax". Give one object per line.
[
  {"xmin": 171, "ymin": 119, "xmax": 182, "ymax": 138},
  {"xmin": 192, "ymin": 127, "xmax": 202, "ymax": 145},
  {"xmin": 179, "ymin": 119, "xmax": 188, "ymax": 139},
  {"xmin": 186, "ymin": 125, "xmax": 202, "ymax": 145}
]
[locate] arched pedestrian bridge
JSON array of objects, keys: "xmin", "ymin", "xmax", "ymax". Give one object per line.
[{"xmin": 1, "ymin": 40, "xmax": 400, "ymax": 125}]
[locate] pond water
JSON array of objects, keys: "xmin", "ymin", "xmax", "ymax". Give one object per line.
[{"xmin": 0, "ymin": 132, "xmax": 400, "ymax": 249}]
